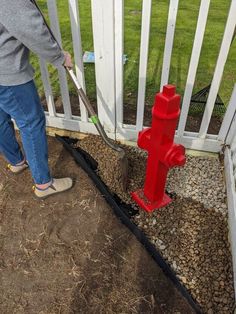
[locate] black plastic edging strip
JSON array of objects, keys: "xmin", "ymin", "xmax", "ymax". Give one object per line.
[{"xmin": 57, "ymin": 135, "xmax": 202, "ymax": 314}]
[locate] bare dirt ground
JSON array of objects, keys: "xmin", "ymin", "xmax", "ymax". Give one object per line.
[{"xmin": 0, "ymin": 136, "xmax": 194, "ymax": 314}]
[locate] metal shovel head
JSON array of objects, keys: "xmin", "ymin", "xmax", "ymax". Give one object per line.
[{"xmin": 118, "ymin": 149, "xmax": 129, "ymax": 192}]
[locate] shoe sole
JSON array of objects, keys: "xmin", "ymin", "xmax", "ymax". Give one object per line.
[
  {"xmin": 8, "ymin": 165, "xmax": 29, "ymax": 175},
  {"xmin": 34, "ymin": 181, "xmax": 74, "ymax": 200}
]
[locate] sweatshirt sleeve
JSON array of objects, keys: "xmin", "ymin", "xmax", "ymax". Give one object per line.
[{"xmin": 0, "ymin": 0, "xmax": 65, "ymax": 67}]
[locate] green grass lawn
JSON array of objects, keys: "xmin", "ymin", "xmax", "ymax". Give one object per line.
[{"xmin": 33, "ymin": 0, "xmax": 236, "ymax": 110}]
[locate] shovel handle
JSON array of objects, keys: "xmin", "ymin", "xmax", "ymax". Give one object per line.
[{"xmin": 66, "ymin": 68, "xmax": 123, "ymax": 153}]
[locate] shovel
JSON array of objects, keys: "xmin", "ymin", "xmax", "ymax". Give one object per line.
[{"xmin": 32, "ymin": 0, "xmax": 128, "ymax": 191}]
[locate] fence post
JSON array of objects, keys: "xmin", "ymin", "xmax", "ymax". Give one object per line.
[
  {"xmin": 91, "ymin": 0, "xmax": 116, "ymax": 135},
  {"xmin": 114, "ymin": 0, "xmax": 124, "ymax": 130}
]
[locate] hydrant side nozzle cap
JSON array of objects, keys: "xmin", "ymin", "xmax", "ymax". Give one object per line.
[
  {"xmin": 163, "ymin": 85, "xmax": 176, "ymax": 97},
  {"xmin": 175, "ymin": 155, "xmax": 186, "ymax": 166},
  {"xmin": 137, "ymin": 128, "xmax": 151, "ymax": 151}
]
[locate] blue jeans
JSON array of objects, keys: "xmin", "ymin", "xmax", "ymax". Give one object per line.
[{"xmin": 0, "ymin": 80, "xmax": 51, "ymax": 184}]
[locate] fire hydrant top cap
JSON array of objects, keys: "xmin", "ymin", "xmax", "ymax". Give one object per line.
[{"xmin": 163, "ymin": 85, "xmax": 176, "ymax": 97}]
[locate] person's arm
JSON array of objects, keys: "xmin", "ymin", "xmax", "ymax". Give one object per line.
[{"xmin": 0, "ymin": 0, "xmax": 67, "ymax": 67}]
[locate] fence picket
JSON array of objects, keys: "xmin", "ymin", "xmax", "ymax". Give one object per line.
[
  {"xmin": 136, "ymin": 0, "xmax": 152, "ymax": 132},
  {"xmin": 227, "ymin": 116, "xmax": 236, "ymax": 148},
  {"xmin": 218, "ymin": 84, "xmax": 236, "ymax": 144},
  {"xmin": 199, "ymin": 0, "xmax": 236, "ymax": 138},
  {"xmin": 39, "ymin": 59, "xmax": 56, "ymax": 117},
  {"xmin": 68, "ymin": 0, "xmax": 88, "ymax": 122},
  {"xmin": 47, "ymin": 0, "xmax": 72, "ymax": 120},
  {"xmin": 177, "ymin": 0, "xmax": 210, "ymax": 137},
  {"xmin": 160, "ymin": 0, "xmax": 179, "ymax": 90}
]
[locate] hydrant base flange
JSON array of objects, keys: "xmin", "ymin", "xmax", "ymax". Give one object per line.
[{"xmin": 131, "ymin": 189, "xmax": 172, "ymax": 212}]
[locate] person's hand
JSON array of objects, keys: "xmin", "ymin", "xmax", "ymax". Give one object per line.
[{"xmin": 63, "ymin": 51, "xmax": 73, "ymax": 68}]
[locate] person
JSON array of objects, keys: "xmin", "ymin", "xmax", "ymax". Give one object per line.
[{"xmin": 0, "ymin": 0, "xmax": 73, "ymax": 199}]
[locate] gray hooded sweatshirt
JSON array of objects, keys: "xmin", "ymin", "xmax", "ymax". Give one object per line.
[{"xmin": 0, "ymin": 0, "xmax": 65, "ymax": 86}]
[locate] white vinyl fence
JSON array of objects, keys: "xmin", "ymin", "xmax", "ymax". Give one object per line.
[
  {"xmin": 40, "ymin": 0, "xmax": 236, "ymax": 298},
  {"xmin": 41, "ymin": 0, "xmax": 236, "ymax": 152}
]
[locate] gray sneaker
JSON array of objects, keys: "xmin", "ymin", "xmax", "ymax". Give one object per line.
[
  {"xmin": 7, "ymin": 162, "xmax": 28, "ymax": 174},
  {"xmin": 33, "ymin": 178, "xmax": 73, "ymax": 199}
]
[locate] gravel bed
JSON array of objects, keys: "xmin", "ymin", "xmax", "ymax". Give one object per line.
[
  {"xmin": 78, "ymin": 135, "xmax": 147, "ymax": 204},
  {"xmin": 78, "ymin": 134, "xmax": 235, "ymax": 313},
  {"xmin": 166, "ymin": 156, "xmax": 227, "ymax": 215}
]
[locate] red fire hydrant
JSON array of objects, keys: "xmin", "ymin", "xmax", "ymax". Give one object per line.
[{"xmin": 131, "ymin": 85, "xmax": 186, "ymax": 212}]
